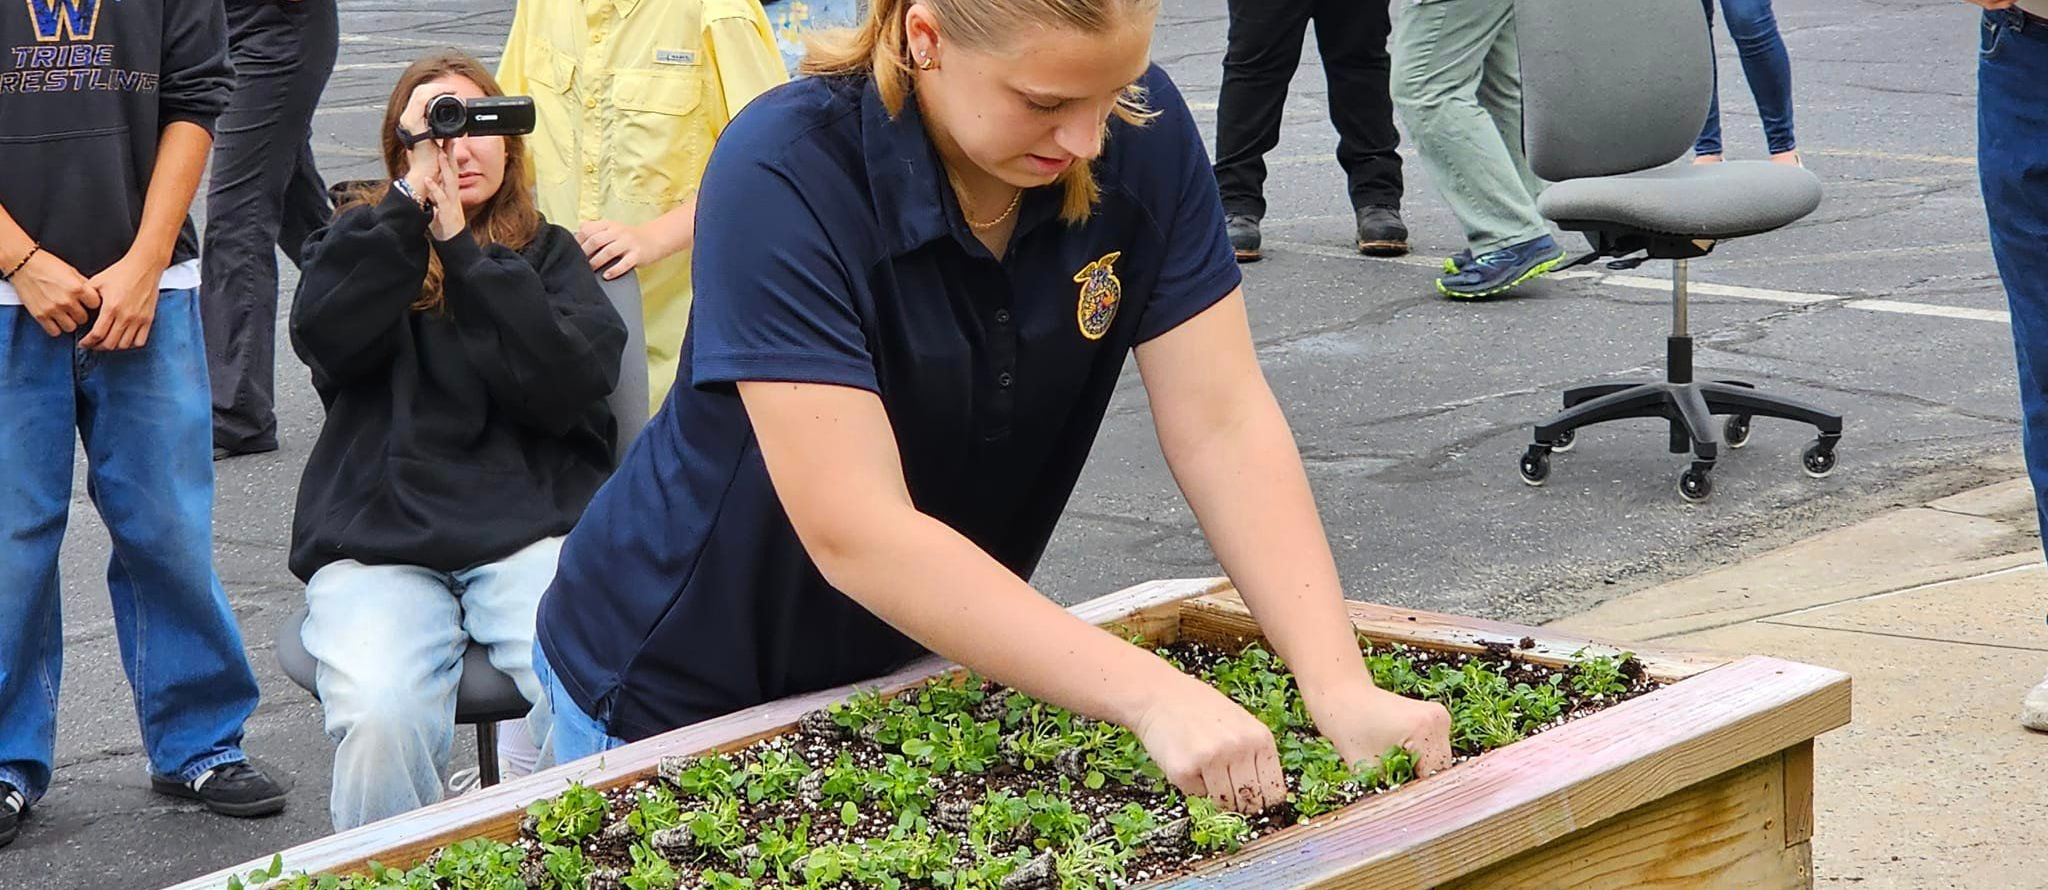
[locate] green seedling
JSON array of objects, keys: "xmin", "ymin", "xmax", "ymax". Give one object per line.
[{"xmin": 526, "ymin": 782, "xmax": 607, "ymax": 844}]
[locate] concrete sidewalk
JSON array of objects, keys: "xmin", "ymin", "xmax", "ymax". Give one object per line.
[{"xmin": 1552, "ymin": 477, "xmax": 2048, "ymax": 889}]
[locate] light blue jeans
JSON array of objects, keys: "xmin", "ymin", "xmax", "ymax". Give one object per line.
[
  {"xmin": 532, "ymin": 640, "xmax": 624, "ymax": 769},
  {"xmin": 0, "ymin": 289, "xmax": 261, "ymax": 805},
  {"xmin": 301, "ymin": 536, "xmax": 562, "ymax": 831}
]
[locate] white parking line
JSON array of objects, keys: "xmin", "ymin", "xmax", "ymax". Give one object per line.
[
  {"xmin": 337, "ymin": 33, "xmax": 502, "ymax": 51},
  {"xmin": 1845, "ymin": 299, "xmax": 2009, "ymax": 324},
  {"xmin": 1604, "ymin": 275, "xmax": 1827, "ymax": 305},
  {"xmin": 1266, "ymin": 239, "xmax": 2011, "ymax": 325}
]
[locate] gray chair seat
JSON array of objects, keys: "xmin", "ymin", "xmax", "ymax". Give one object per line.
[
  {"xmin": 275, "ymin": 606, "xmax": 530, "ymax": 722},
  {"xmin": 1537, "ymin": 161, "xmax": 1823, "ymax": 240}
]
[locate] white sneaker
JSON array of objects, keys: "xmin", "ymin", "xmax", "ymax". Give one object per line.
[
  {"xmin": 447, "ymin": 767, "xmax": 482, "ymax": 796},
  {"xmin": 2024, "ymin": 672, "xmax": 2048, "ymax": 733},
  {"xmin": 495, "ymin": 719, "xmax": 542, "ymax": 779}
]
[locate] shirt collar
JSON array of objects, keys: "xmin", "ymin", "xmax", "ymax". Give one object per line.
[
  {"xmin": 860, "ymin": 79, "xmax": 1068, "ymax": 258},
  {"xmin": 861, "ymin": 81, "xmax": 954, "ymax": 256}
]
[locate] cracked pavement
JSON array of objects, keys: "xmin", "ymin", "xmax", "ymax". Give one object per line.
[{"xmin": 13, "ymin": 0, "xmax": 2029, "ymax": 887}]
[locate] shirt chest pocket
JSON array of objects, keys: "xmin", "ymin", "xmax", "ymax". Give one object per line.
[
  {"xmin": 609, "ymin": 68, "xmax": 715, "ymax": 206},
  {"xmin": 522, "ymin": 43, "xmax": 579, "ymax": 186}
]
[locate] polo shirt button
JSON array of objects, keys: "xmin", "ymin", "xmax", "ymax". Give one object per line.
[
  {"xmin": 997, "ymin": 371, "xmax": 1014, "ymax": 387},
  {"xmin": 994, "ymin": 309, "xmax": 1011, "ymax": 324}
]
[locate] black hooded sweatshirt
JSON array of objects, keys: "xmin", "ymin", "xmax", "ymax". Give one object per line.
[
  {"xmin": 0, "ymin": 0, "xmax": 230, "ymax": 276},
  {"xmin": 288, "ymin": 188, "xmax": 627, "ymax": 581}
]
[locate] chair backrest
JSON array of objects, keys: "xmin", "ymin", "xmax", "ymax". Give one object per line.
[
  {"xmin": 598, "ymin": 271, "xmax": 650, "ymax": 463},
  {"xmin": 1515, "ymin": 0, "xmax": 1714, "ymax": 182}
]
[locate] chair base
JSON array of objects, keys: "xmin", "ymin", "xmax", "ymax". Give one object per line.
[{"xmin": 1518, "ymin": 337, "xmax": 1843, "ymax": 502}]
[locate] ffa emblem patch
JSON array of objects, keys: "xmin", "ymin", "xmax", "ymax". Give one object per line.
[{"xmin": 1073, "ymin": 251, "xmax": 1123, "ymax": 341}]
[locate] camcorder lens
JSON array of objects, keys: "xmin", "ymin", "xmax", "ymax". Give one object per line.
[{"xmin": 427, "ymin": 94, "xmax": 468, "ymax": 137}]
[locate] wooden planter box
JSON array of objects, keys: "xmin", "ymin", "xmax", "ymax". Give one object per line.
[{"xmin": 165, "ymin": 578, "xmax": 1850, "ymax": 890}]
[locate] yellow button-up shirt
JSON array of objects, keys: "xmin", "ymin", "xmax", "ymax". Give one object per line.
[{"xmin": 498, "ymin": 0, "xmax": 786, "ymax": 410}]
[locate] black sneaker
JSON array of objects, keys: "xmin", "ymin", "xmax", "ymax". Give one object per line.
[
  {"xmin": 0, "ymin": 782, "xmax": 23, "ymax": 849},
  {"xmin": 212, "ymin": 441, "xmax": 279, "ymax": 461},
  {"xmin": 1356, "ymin": 205, "xmax": 1410, "ymax": 257},
  {"xmin": 150, "ymin": 760, "xmax": 287, "ymax": 818},
  {"xmin": 1227, "ymin": 214, "xmax": 1262, "ymax": 263}
]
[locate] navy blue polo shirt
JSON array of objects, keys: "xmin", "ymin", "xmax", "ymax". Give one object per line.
[{"xmin": 537, "ymin": 65, "xmax": 1242, "ymax": 742}]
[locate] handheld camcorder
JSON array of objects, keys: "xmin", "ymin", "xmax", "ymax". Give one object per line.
[{"xmin": 425, "ymin": 94, "xmax": 537, "ymax": 139}]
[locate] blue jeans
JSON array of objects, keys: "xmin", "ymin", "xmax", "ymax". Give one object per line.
[
  {"xmin": 1696, "ymin": 0, "xmax": 1797, "ymax": 156},
  {"xmin": 1980, "ymin": 9, "xmax": 2048, "ymax": 561},
  {"xmin": 301, "ymin": 537, "xmax": 561, "ymax": 831},
  {"xmin": 0, "ymin": 289, "xmax": 260, "ymax": 804},
  {"xmin": 532, "ymin": 640, "xmax": 623, "ymax": 769}
]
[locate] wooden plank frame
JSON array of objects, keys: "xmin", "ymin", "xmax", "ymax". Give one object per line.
[{"xmin": 164, "ymin": 578, "xmax": 1849, "ymax": 890}]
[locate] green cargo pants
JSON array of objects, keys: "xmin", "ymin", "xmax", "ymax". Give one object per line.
[{"xmin": 1391, "ymin": 0, "xmax": 1551, "ymax": 254}]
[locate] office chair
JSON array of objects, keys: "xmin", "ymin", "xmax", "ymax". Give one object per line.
[{"xmin": 1511, "ymin": 0, "xmax": 1842, "ymax": 502}]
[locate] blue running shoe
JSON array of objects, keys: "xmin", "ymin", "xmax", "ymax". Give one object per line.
[{"xmin": 1436, "ymin": 235, "xmax": 1566, "ymax": 299}]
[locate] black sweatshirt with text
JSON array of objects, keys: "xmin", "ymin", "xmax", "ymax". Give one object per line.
[
  {"xmin": 0, "ymin": 0, "xmax": 230, "ymax": 276},
  {"xmin": 288, "ymin": 188, "xmax": 628, "ymax": 580}
]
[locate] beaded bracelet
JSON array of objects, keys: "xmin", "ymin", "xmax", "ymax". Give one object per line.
[{"xmin": 2, "ymin": 242, "xmax": 39, "ymax": 282}]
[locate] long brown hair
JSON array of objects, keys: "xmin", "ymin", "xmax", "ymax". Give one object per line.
[
  {"xmin": 339, "ymin": 50, "xmax": 541, "ymax": 313},
  {"xmin": 801, "ymin": 0, "xmax": 1159, "ymax": 224}
]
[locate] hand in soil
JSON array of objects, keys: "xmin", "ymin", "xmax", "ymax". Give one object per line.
[
  {"xmin": 1129, "ymin": 674, "xmax": 1288, "ymax": 814},
  {"xmin": 1304, "ymin": 681, "xmax": 1455, "ymax": 778}
]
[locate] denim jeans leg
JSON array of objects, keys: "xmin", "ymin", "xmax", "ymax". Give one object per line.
[
  {"xmin": 453, "ymin": 537, "xmax": 563, "ymax": 707},
  {"xmin": 1718, "ymin": 0, "xmax": 1796, "ymax": 154},
  {"xmin": 74, "ymin": 289, "xmax": 260, "ymax": 785},
  {"xmin": 302, "ymin": 558, "xmax": 466, "ymax": 831},
  {"xmin": 1979, "ymin": 10, "xmax": 2048, "ymax": 560},
  {"xmin": 0, "ymin": 306, "xmax": 81, "ymax": 804},
  {"xmin": 532, "ymin": 640, "xmax": 623, "ymax": 769},
  {"xmin": 454, "ymin": 537, "xmax": 562, "ymax": 776},
  {"xmin": 1695, "ymin": 0, "xmax": 1725, "ymax": 155}
]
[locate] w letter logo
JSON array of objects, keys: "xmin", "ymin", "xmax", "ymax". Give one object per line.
[{"xmin": 25, "ymin": 0, "xmax": 100, "ymax": 42}]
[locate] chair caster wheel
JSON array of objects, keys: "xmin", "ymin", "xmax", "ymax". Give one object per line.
[
  {"xmin": 1802, "ymin": 440, "xmax": 1838, "ymax": 478},
  {"xmin": 1724, "ymin": 415, "xmax": 1752, "ymax": 449},
  {"xmin": 1519, "ymin": 448, "xmax": 1551, "ymax": 486},
  {"xmin": 1678, "ymin": 466, "xmax": 1713, "ymax": 502},
  {"xmin": 1549, "ymin": 429, "xmax": 1576, "ymax": 453}
]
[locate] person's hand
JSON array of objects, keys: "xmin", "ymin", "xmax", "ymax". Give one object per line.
[
  {"xmin": 79, "ymin": 251, "xmax": 165, "ymax": 351},
  {"xmin": 1302, "ymin": 676, "xmax": 1454, "ymax": 779},
  {"xmin": 9, "ymin": 248, "xmax": 100, "ymax": 337},
  {"xmin": 417, "ymin": 148, "xmax": 468, "ymax": 241},
  {"xmin": 398, "ymin": 82, "xmax": 450, "ymax": 192},
  {"xmin": 1960, "ymin": 0, "xmax": 2018, "ymax": 8},
  {"xmin": 577, "ymin": 219, "xmax": 660, "ymax": 280},
  {"xmin": 1130, "ymin": 674, "xmax": 1287, "ymax": 814}
]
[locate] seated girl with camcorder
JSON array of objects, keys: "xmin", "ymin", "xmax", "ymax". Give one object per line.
[{"xmin": 284, "ymin": 50, "xmax": 627, "ymax": 832}]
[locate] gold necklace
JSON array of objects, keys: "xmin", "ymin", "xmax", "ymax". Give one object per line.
[
  {"xmin": 965, "ymin": 188, "xmax": 1022, "ymax": 231},
  {"xmin": 946, "ymin": 171, "xmax": 1023, "ymax": 231}
]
